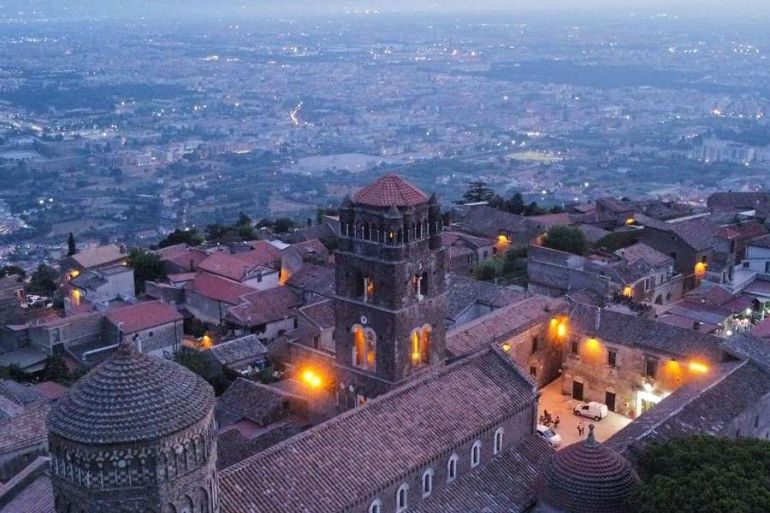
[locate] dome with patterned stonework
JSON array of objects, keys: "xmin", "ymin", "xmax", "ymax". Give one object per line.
[
  {"xmin": 537, "ymin": 425, "xmax": 639, "ymax": 513},
  {"xmin": 48, "ymin": 342, "xmax": 214, "ymax": 444}
]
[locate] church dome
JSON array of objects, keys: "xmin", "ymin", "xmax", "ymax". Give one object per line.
[
  {"xmin": 353, "ymin": 174, "xmax": 428, "ymax": 207},
  {"xmin": 48, "ymin": 343, "xmax": 215, "ymax": 444},
  {"xmin": 537, "ymin": 425, "xmax": 639, "ymax": 513}
]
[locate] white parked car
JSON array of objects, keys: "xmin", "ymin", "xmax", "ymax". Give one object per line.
[
  {"xmin": 537, "ymin": 424, "xmax": 562, "ymax": 447},
  {"xmin": 573, "ymin": 401, "xmax": 609, "ymax": 421}
]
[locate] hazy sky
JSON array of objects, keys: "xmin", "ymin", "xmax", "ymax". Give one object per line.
[{"xmin": 3, "ymin": 0, "xmax": 770, "ymax": 20}]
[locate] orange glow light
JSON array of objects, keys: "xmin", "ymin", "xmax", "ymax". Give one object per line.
[
  {"xmin": 69, "ymin": 270, "xmax": 80, "ymax": 279},
  {"xmin": 688, "ymin": 361, "xmax": 709, "ymax": 374},
  {"xmin": 585, "ymin": 337, "xmax": 601, "ymax": 352},
  {"xmin": 501, "ymin": 342, "xmax": 511, "ymax": 352},
  {"xmin": 557, "ymin": 321, "xmax": 568, "ymax": 339},
  {"xmin": 497, "ymin": 234, "xmax": 510, "ymax": 245},
  {"xmin": 301, "ymin": 369, "xmax": 323, "ymax": 389},
  {"xmin": 201, "ymin": 334, "xmax": 212, "ymax": 349},
  {"xmin": 622, "ymin": 286, "xmax": 634, "ymax": 298},
  {"xmin": 694, "ymin": 262, "xmax": 708, "ymax": 279},
  {"xmin": 625, "ymin": 217, "xmax": 635, "ymax": 225}
]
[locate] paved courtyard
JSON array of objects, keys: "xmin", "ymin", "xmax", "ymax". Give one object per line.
[{"xmin": 538, "ymin": 378, "xmax": 632, "ymax": 449}]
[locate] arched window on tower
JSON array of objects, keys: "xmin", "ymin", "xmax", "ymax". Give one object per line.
[
  {"xmin": 363, "ymin": 276, "xmax": 374, "ymax": 302},
  {"xmin": 368, "ymin": 499, "xmax": 381, "ymax": 513},
  {"xmin": 410, "ymin": 325, "xmax": 431, "ymax": 367},
  {"xmin": 352, "ymin": 325, "xmax": 376, "ymax": 371}
]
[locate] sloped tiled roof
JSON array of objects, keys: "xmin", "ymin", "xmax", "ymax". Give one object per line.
[
  {"xmin": 457, "ymin": 205, "xmax": 544, "ymax": 241},
  {"xmin": 447, "ymin": 295, "xmax": 566, "ymax": 357},
  {"xmin": 662, "ymin": 217, "xmax": 719, "ymax": 251},
  {"xmin": 216, "ymin": 378, "xmax": 303, "ymax": 427},
  {"xmin": 226, "ymin": 287, "xmax": 302, "ymax": 328},
  {"xmin": 48, "ymin": 343, "xmax": 214, "ymax": 444},
  {"xmin": 219, "ymin": 349, "xmax": 536, "ymax": 513},
  {"xmin": 0, "ymin": 402, "xmax": 49, "ymax": 455},
  {"xmin": 285, "ymin": 264, "xmax": 335, "ymax": 297},
  {"xmin": 446, "ymin": 275, "xmax": 528, "ymax": 322},
  {"xmin": 298, "ymin": 299, "xmax": 335, "ymax": 330},
  {"xmin": 570, "ymin": 305, "xmax": 724, "ymax": 361},
  {"xmin": 607, "ymin": 360, "xmax": 770, "ymax": 456},
  {"xmin": 69, "ymin": 245, "xmax": 125, "ymax": 269},
  {"xmin": 188, "ymin": 272, "xmax": 255, "ymax": 305},
  {"xmin": 106, "ymin": 300, "xmax": 183, "ymax": 333},
  {"xmin": 413, "ymin": 435, "xmax": 553, "ymax": 513},
  {"xmin": 199, "ymin": 251, "xmax": 260, "ymax": 281},
  {"xmin": 209, "ymin": 335, "xmax": 267, "ymax": 367},
  {"xmin": 234, "ymin": 241, "xmax": 282, "ymax": 267},
  {"xmin": 352, "ymin": 174, "xmax": 428, "ymax": 207},
  {"xmin": 616, "ymin": 242, "xmax": 672, "ymax": 268},
  {"xmin": 0, "ymin": 457, "xmax": 54, "ymax": 513}
]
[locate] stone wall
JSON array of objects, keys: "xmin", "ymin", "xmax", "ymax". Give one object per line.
[{"xmin": 50, "ymin": 412, "xmax": 219, "ymax": 513}]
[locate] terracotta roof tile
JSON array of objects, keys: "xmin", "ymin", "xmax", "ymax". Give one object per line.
[
  {"xmin": 298, "ymin": 299, "xmax": 335, "ymax": 329},
  {"xmin": 226, "ymin": 287, "xmax": 302, "ymax": 328},
  {"xmin": 413, "ymin": 435, "xmax": 553, "ymax": 513},
  {"xmin": 353, "ymin": 174, "xmax": 428, "ymax": 207},
  {"xmin": 106, "ymin": 300, "xmax": 183, "ymax": 333},
  {"xmin": 188, "ymin": 273, "xmax": 255, "ymax": 305},
  {"xmin": 447, "ymin": 295, "xmax": 566, "ymax": 356},
  {"xmin": 219, "ymin": 349, "xmax": 536, "ymax": 513},
  {"xmin": 199, "ymin": 252, "xmax": 260, "ymax": 281}
]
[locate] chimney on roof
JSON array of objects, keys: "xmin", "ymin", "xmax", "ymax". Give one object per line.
[{"xmin": 693, "ymin": 321, "xmax": 701, "ymax": 331}]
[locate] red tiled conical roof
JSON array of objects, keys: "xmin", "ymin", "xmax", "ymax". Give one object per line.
[
  {"xmin": 353, "ymin": 174, "xmax": 428, "ymax": 207},
  {"xmin": 537, "ymin": 425, "xmax": 639, "ymax": 513},
  {"xmin": 48, "ymin": 343, "xmax": 214, "ymax": 444}
]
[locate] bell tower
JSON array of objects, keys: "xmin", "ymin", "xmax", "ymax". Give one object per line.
[{"xmin": 334, "ymin": 174, "xmax": 447, "ymax": 405}]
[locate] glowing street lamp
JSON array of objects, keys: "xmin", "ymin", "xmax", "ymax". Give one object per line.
[{"xmin": 300, "ymin": 368, "xmax": 323, "ymax": 389}]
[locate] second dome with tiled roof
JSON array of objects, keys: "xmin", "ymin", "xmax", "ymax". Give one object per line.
[
  {"xmin": 48, "ymin": 342, "xmax": 214, "ymax": 444},
  {"xmin": 537, "ymin": 425, "xmax": 639, "ymax": 513},
  {"xmin": 353, "ymin": 174, "xmax": 429, "ymax": 207}
]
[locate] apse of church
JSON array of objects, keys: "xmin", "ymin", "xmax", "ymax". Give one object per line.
[{"xmin": 333, "ymin": 175, "xmax": 448, "ymax": 402}]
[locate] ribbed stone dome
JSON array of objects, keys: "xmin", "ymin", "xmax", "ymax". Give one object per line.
[
  {"xmin": 49, "ymin": 343, "xmax": 215, "ymax": 444},
  {"xmin": 537, "ymin": 425, "xmax": 639, "ymax": 513}
]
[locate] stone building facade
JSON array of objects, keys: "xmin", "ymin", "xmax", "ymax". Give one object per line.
[
  {"xmin": 333, "ymin": 175, "xmax": 448, "ymax": 403},
  {"xmin": 561, "ymin": 306, "xmax": 726, "ymax": 418},
  {"xmin": 48, "ymin": 343, "xmax": 220, "ymax": 513}
]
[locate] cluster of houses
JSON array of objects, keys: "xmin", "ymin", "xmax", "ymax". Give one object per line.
[{"xmin": 3, "ymin": 180, "xmax": 770, "ymax": 513}]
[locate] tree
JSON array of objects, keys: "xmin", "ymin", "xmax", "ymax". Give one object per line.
[
  {"xmin": 273, "ymin": 217, "xmax": 296, "ymax": 234},
  {"xmin": 127, "ymin": 248, "xmax": 165, "ymax": 293},
  {"xmin": 26, "ymin": 264, "xmax": 59, "ymax": 296},
  {"xmin": 596, "ymin": 231, "xmax": 640, "ymax": 252},
  {"xmin": 67, "ymin": 232, "xmax": 77, "ymax": 256},
  {"xmin": 205, "ymin": 223, "xmax": 228, "ymax": 241},
  {"xmin": 542, "ymin": 225, "xmax": 588, "ymax": 255},
  {"xmin": 630, "ymin": 436, "xmax": 770, "ymax": 513},
  {"xmin": 0, "ymin": 265, "xmax": 25, "ymax": 279},
  {"xmin": 462, "ymin": 181, "xmax": 496, "ymax": 203},
  {"xmin": 474, "ymin": 261, "xmax": 500, "ymax": 282},
  {"xmin": 158, "ymin": 228, "xmax": 204, "ymax": 248},
  {"xmin": 236, "ymin": 212, "xmax": 252, "ymax": 227}
]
